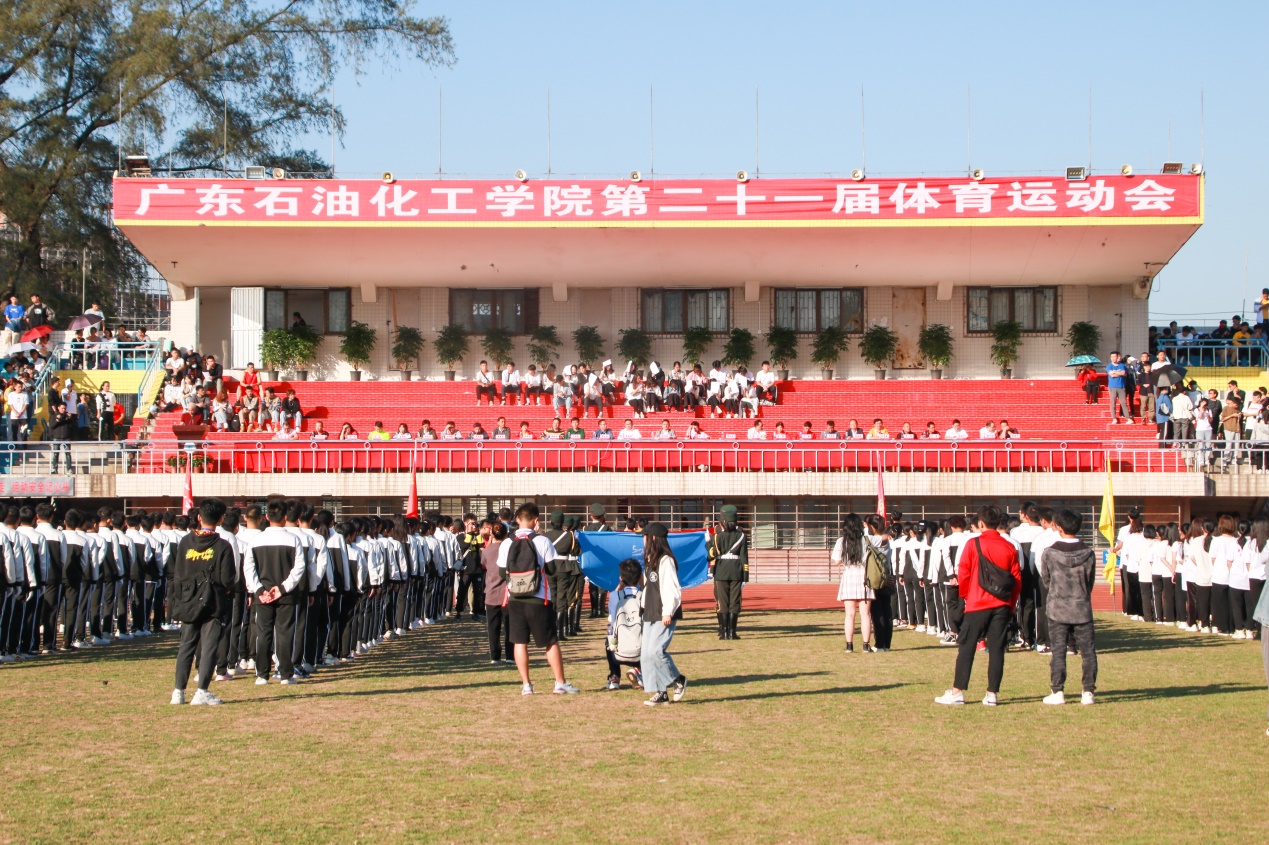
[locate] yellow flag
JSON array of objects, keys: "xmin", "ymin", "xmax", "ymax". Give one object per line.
[{"xmin": 1098, "ymin": 465, "xmax": 1116, "ymax": 594}]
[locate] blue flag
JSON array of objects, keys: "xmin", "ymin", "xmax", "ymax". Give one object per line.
[{"xmin": 576, "ymin": 531, "xmax": 710, "ymax": 592}]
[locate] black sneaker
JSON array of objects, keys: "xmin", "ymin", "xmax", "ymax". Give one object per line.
[
  {"xmin": 845, "ymin": 642, "xmax": 854, "ymax": 652},
  {"xmin": 672, "ymin": 674, "xmax": 688, "ymax": 702},
  {"xmin": 644, "ymin": 692, "xmax": 669, "ymax": 706},
  {"xmin": 862, "ymin": 643, "xmax": 875, "ymax": 653}
]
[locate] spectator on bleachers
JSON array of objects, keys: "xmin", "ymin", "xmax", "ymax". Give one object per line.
[
  {"xmin": 566, "ymin": 418, "xmax": 586, "ymax": 440},
  {"xmin": 617, "ymin": 419, "xmax": 642, "ymax": 441},
  {"xmin": 273, "ymin": 425, "xmax": 297, "ymax": 441},
  {"xmin": 518, "ymin": 421, "xmax": 534, "ymax": 440},
  {"xmin": 627, "ymin": 378, "xmax": 647, "ymax": 418},
  {"xmin": 392, "ymin": 424, "xmax": 412, "ymax": 441},
  {"xmin": 94, "ymin": 381, "xmax": 116, "ymax": 440},
  {"xmin": 237, "ymin": 387, "xmax": 260, "ymax": 431},
  {"xmin": 468, "ymin": 422, "xmax": 488, "ymax": 441},
  {"xmin": 551, "ymin": 375, "xmax": 572, "ymax": 415},
  {"xmin": 417, "ymin": 420, "xmax": 437, "ymax": 440},
  {"xmin": 800, "ymin": 421, "xmax": 814, "ymax": 440},
  {"xmin": 339, "ymin": 422, "xmax": 359, "ymax": 440},
  {"xmin": 211, "ymin": 389, "xmax": 233, "ymax": 431},
  {"xmin": 501, "ymin": 361, "xmax": 521, "ymax": 406},
  {"xmin": 686, "ymin": 364, "xmax": 707, "ymax": 408},
  {"xmin": 475, "ymin": 361, "xmax": 498, "ymax": 406},
  {"xmin": 593, "ymin": 419, "xmax": 614, "ymax": 440},
  {"xmin": 582, "ymin": 378, "xmax": 604, "ymax": 419},
  {"xmin": 723, "ymin": 377, "xmax": 742, "ymax": 418},
  {"xmin": 184, "ymin": 385, "xmax": 209, "ymax": 425},
  {"xmin": 867, "ymin": 419, "xmax": 890, "ymax": 440},
  {"xmin": 260, "ymin": 387, "xmax": 281, "ymax": 432},
  {"xmin": 686, "ymin": 420, "xmax": 708, "ymax": 439},
  {"xmin": 161, "ymin": 377, "xmax": 182, "ymax": 413},
  {"xmin": 924, "ymin": 421, "xmax": 941, "ymax": 439},
  {"xmin": 237, "ymin": 362, "xmax": 261, "ymax": 402},
  {"xmin": 367, "ymin": 422, "xmax": 390, "ymax": 441},
  {"xmin": 898, "ymin": 422, "xmax": 917, "ymax": 440},
  {"xmin": 845, "ymin": 419, "xmax": 865, "ymax": 440},
  {"xmin": 310, "ymin": 422, "xmax": 328, "ymax": 441},
  {"xmin": 655, "ymin": 420, "xmax": 675, "ymax": 440},
  {"xmin": 978, "ymin": 421, "xmax": 998, "ymax": 440},
  {"xmin": 1076, "ymin": 363, "xmax": 1099, "ymax": 404},
  {"xmin": 543, "ymin": 417, "xmax": 564, "ymax": 440},
  {"xmin": 999, "ymin": 420, "xmax": 1019, "ymax": 439},
  {"xmin": 945, "ymin": 419, "xmax": 969, "ymax": 440},
  {"xmin": 740, "ymin": 381, "xmax": 761, "ymax": 418},
  {"xmin": 280, "ymin": 389, "xmax": 303, "ymax": 432},
  {"xmin": 746, "ymin": 419, "xmax": 766, "ymax": 440},
  {"xmin": 664, "ymin": 364, "xmax": 685, "ymax": 411},
  {"xmin": 755, "ymin": 361, "xmax": 779, "ymax": 404},
  {"xmin": 524, "ymin": 365, "xmax": 544, "ymax": 405},
  {"xmin": 705, "ymin": 378, "xmax": 724, "ymax": 417},
  {"xmin": 164, "ymin": 348, "xmax": 185, "ymax": 379},
  {"xmin": 491, "ymin": 417, "xmax": 511, "ymax": 440},
  {"xmin": 821, "ymin": 420, "xmax": 841, "ymax": 440}
]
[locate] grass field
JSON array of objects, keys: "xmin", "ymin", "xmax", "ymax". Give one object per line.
[{"xmin": 1, "ymin": 608, "xmax": 1266, "ymax": 844}]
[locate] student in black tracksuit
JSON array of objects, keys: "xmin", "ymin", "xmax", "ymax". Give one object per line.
[
  {"xmin": 59, "ymin": 509, "xmax": 88, "ymax": 649},
  {"xmin": 170, "ymin": 498, "xmax": 236, "ymax": 706},
  {"xmin": 242, "ymin": 501, "xmax": 307, "ymax": 685}
]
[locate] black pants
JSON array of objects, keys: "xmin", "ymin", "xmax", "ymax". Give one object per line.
[
  {"xmin": 1035, "ymin": 576, "xmax": 1049, "ymax": 647},
  {"xmin": 943, "ymin": 583, "xmax": 963, "ymax": 635},
  {"xmin": 714, "ymin": 580, "xmax": 743, "ymax": 619},
  {"xmin": 1155, "ymin": 575, "xmax": 1174, "ymax": 623},
  {"xmin": 1139, "ymin": 578, "xmax": 1156, "ymax": 623},
  {"xmin": 1248, "ymin": 580, "xmax": 1266, "ymax": 631},
  {"xmin": 870, "ymin": 586, "xmax": 895, "ymax": 649},
  {"xmin": 40, "ymin": 585, "xmax": 63, "ymax": 651},
  {"xmin": 1048, "ymin": 620, "xmax": 1097, "ymax": 693},
  {"xmin": 456, "ymin": 571, "xmax": 485, "ymax": 617},
  {"xmin": 174, "ymin": 616, "xmax": 222, "ymax": 692},
  {"xmin": 60, "ymin": 582, "xmax": 84, "ymax": 648},
  {"xmin": 589, "ymin": 580, "xmax": 606, "ymax": 617},
  {"xmin": 903, "ymin": 576, "xmax": 926, "ymax": 627},
  {"xmin": 953, "ymin": 606, "xmax": 1011, "ymax": 693},
  {"xmin": 1210, "ymin": 583, "xmax": 1232, "ymax": 633},
  {"xmin": 606, "ymin": 649, "xmax": 641, "ymax": 679},
  {"xmin": 924, "ymin": 582, "xmax": 941, "ymax": 630},
  {"xmin": 86, "ymin": 580, "xmax": 106, "ymax": 638},
  {"xmin": 306, "ymin": 593, "xmax": 330, "ymax": 666},
  {"xmin": 1174, "ymin": 580, "xmax": 1188, "ymax": 626},
  {"xmin": 152, "ymin": 577, "xmax": 168, "ymax": 631},
  {"xmin": 217, "ymin": 591, "xmax": 247, "ymax": 673},
  {"xmin": 1191, "ymin": 584, "xmax": 1211, "ymax": 629},
  {"xmin": 1016, "ymin": 563, "xmax": 1038, "ymax": 645},
  {"xmin": 1231, "ymin": 587, "xmax": 1249, "ymax": 632},
  {"xmin": 1121, "ymin": 570, "xmax": 1141, "ymax": 616},
  {"xmin": 485, "ymin": 605, "xmax": 513, "ymax": 662},
  {"xmin": 290, "ymin": 594, "xmax": 310, "ymax": 666},
  {"xmin": 476, "ymin": 384, "xmax": 498, "ymax": 403},
  {"xmin": 255, "ymin": 600, "xmax": 298, "ymax": 680}
]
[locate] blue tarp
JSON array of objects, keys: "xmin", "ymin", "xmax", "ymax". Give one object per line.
[{"xmin": 575, "ymin": 530, "xmax": 710, "ymax": 592}]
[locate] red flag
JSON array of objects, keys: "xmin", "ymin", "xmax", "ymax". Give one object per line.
[
  {"xmin": 875, "ymin": 466, "xmax": 886, "ymax": 519},
  {"xmin": 405, "ymin": 456, "xmax": 419, "ymax": 518},
  {"xmin": 182, "ymin": 454, "xmax": 195, "ymax": 515}
]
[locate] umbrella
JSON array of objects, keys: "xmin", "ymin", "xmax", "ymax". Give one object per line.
[
  {"xmin": 20, "ymin": 325, "xmax": 52, "ymax": 342},
  {"xmin": 67, "ymin": 314, "xmax": 103, "ymax": 331},
  {"xmin": 1064, "ymin": 355, "xmax": 1101, "ymax": 367},
  {"xmin": 5, "ymin": 342, "xmax": 37, "ymax": 356},
  {"xmin": 1151, "ymin": 364, "xmax": 1187, "ymax": 388}
]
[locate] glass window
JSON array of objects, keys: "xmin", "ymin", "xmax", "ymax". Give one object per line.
[
  {"xmin": 448, "ymin": 289, "xmax": 534, "ymax": 334},
  {"xmin": 328, "ymin": 289, "xmax": 350, "ymax": 333},
  {"xmin": 640, "ymin": 289, "xmax": 730, "ymax": 333},
  {"xmin": 265, "ymin": 290, "xmax": 286, "ymax": 331},
  {"xmin": 773, "ymin": 288, "xmax": 864, "ymax": 333},
  {"xmin": 968, "ymin": 286, "xmax": 1058, "ymax": 333},
  {"xmin": 263, "ymin": 289, "xmax": 350, "ymax": 334}
]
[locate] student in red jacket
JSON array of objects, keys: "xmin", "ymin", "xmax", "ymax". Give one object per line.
[{"xmin": 935, "ymin": 505, "xmax": 1022, "ymax": 707}]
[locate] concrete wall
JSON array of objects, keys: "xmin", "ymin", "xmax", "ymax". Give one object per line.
[{"xmin": 168, "ymin": 282, "xmax": 1143, "ymax": 381}]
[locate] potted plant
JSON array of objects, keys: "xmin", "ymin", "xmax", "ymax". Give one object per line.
[
  {"xmin": 572, "ymin": 325, "xmax": 605, "ymax": 366},
  {"xmin": 918, "ymin": 323, "xmax": 954, "ymax": 379},
  {"xmin": 526, "ymin": 325, "xmax": 561, "ymax": 368},
  {"xmin": 722, "ymin": 328, "xmax": 755, "ymax": 369},
  {"xmin": 617, "ymin": 328, "xmax": 653, "ymax": 369},
  {"xmin": 391, "ymin": 325, "xmax": 425, "ymax": 380},
  {"xmin": 859, "ymin": 324, "xmax": 899, "ymax": 380},
  {"xmin": 764, "ymin": 325, "xmax": 799, "ymax": 380},
  {"xmin": 990, "ymin": 319, "xmax": 1024, "ymax": 378},
  {"xmin": 481, "ymin": 326, "xmax": 514, "ymax": 368},
  {"xmin": 681, "ymin": 325, "xmax": 713, "ymax": 368},
  {"xmin": 289, "ymin": 324, "xmax": 320, "ymax": 381},
  {"xmin": 434, "ymin": 324, "xmax": 469, "ymax": 380},
  {"xmin": 1064, "ymin": 321, "xmax": 1103, "ymax": 358},
  {"xmin": 339, "ymin": 320, "xmax": 377, "ymax": 381},
  {"xmin": 810, "ymin": 325, "xmax": 849, "ymax": 379},
  {"xmin": 259, "ymin": 328, "xmax": 296, "ymax": 381}
]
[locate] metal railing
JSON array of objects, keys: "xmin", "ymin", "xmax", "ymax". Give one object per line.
[
  {"xmin": 52, "ymin": 340, "xmax": 162, "ymax": 372},
  {"xmin": 1158, "ymin": 337, "xmax": 1269, "ymax": 369},
  {"xmin": 2, "ymin": 438, "xmax": 1247, "ymax": 477}
]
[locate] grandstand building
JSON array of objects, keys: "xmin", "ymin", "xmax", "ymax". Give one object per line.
[{"xmin": 8, "ymin": 170, "xmax": 1236, "ymax": 579}]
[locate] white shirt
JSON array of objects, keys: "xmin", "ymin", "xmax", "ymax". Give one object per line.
[
  {"xmin": 497, "ymin": 530, "xmax": 558, "ymax": 602},
  {"xmin": 978, "ymin": 426, "xmax": 998, "ymax": 440},
  {"xmin": 616, "ymin": 427, "xmax": 642, "ymax": 441},
  {"xmin": 1030, "ymin": 527, "xmax": 1061, "ymax": 576},
  {"xmin": 945, "ymin": 427, "xmax": 969, "ymax": 440},
  {"xmin": 746, "ymin": 426, "xmax": 767, "ymax": 440},
  {"xmin": 1208, "ymin": 535, "xmax": 1238, "ymax": 585}
]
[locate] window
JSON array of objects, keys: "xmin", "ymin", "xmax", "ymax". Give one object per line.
[
  {"xmin": 641, "ymin": 289, "xmax": 729, "ymax": 333},
  {"xmin": 967, "ymin": 286, "xmax": 1057, "ymax": 333},
  {"xmin": 264, "ymin": 288, "xmax": 351, "ymax": 334},
  {"xmin": 773, "ymin": 288, "xmax": 864, "ymax": 333},
  {"xmin": 449, "ymin": 289, "xmax": 539, "ymax": 334}
]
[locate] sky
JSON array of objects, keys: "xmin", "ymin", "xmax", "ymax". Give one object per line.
[{"xmin": 301, "ymin": 0, "xmax": 1267, "ymax": 323}]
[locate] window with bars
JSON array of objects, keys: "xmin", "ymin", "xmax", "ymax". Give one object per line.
[
  {"xmin": 967, "ymin": 286, "xmax": 1057, "ymax": 333},
  {"xmin": 773, "ymin": 288, "xmax": 864, "ymax": 333},
  {"xmin": 641, "ymin": 289, "xmax": 730, "ymax": 333},
  {"xmin": 449, "ymin": 289, "xmax": 540, "ymax": 334}
]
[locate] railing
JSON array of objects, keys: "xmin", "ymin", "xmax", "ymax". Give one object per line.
[
  {"xmin": 2, "ymin": 439, "xmax": 1243, "ymax": 477},
  {"xmin": 1159, "ymin": 337, "xmax": 1269, "ymax": 369},
  {"xmin": 52, "ymin": 340, "xmax": 162, "ymax": 372},
  {"xmin": 132, "ymin": 344, "xmax": 167, "ymax": 421}
]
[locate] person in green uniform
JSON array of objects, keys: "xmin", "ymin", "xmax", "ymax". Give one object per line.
[
  {"xmin": 542, "ymin": 510, "xmax": 580, "ymax": 639},
  {"xmin": 710, "ymin": 505, "xmax": 749, "ymax": 640},
  {"xmin": 583, "ymin": 502, "xmax": 609, "ymax": 618}
]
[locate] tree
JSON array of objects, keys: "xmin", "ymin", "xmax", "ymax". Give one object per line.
[{"xmin": 0, "ymin": 2, "xmax": 454, "ymax": 320}]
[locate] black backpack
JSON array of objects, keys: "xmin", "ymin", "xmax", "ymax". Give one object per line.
[
  {"xmin": 171, "ymin": 560, "xmax": 216, "ymax": 623},
  {"xmin": 972, "ymin": 538, "xmax": 1016, "ymax": 603},
  {"xmin": 505, "ymin": 537, "xmax": 541, "ymax": 598}
]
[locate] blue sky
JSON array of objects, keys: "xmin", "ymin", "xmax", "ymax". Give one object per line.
[{"xmin": 308, "ymin": 0, "xmax": 1266, "ymax": 323}]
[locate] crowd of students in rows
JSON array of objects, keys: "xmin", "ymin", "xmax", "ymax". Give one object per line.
[{"xmin": 1111, "ymin": 509, "xmax": 1267, "ymax": 639}]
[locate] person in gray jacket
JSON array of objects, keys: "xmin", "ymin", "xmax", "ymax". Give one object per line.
[{"xmin": 1039, "ymin": 509, "xmax": 1098, "ymax": 705}]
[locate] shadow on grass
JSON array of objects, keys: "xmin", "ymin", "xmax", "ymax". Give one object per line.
[
  {"xmin": 691, "ymin": 671, "xmax": 832, "ymax": 688},
  {"xmin": 1095, "ymin": 625, "xmax": 1239, "ymax": 654},
  {"xmin": 689, "ymin": 682, "xmax": 913, "ymax": 703},
  {"xmin": 1097, "ymin": 682, "xmax": 1262, "ymax": 703}
]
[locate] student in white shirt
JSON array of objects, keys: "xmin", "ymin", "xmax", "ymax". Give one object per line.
[
  {"xmin": 501, "ymin": 362, "xmax": 522, "ymax": 406},
  {"xmin": 945, "ymin": 420, "xmax": 970, "ymax": 440},
  {"xmin": 1207, "ymin": 514, "xmax": 1239, "ymax": 635},
  {"xmin": 1228, "ymin": 520, "xmax": 1253, "ymax": 638},
  {"xmin": 1245, "ymin": 518, "xmax": 1269, "ymax": 640},
  {"xmin": 746, "ymin": 420, "xmax": 767, "ymax": 440},
  {"xmin": 616, "ymin": 420, "xmax": 642, "ymax": 441},
  {"xmin": 755, "ymin": 361, "xmax": 779, "ymax": 404}
]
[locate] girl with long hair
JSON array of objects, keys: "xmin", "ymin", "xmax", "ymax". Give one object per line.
[
  {"xmin": 1139, "ymin": 525, "xmax": 1160, "ymax": 623},
  {"xmin": 1246, "ymin": 518, "xmax": 1268, "ymax": 641},
  {"xmin": 1230, "ymin": 519, "xmax": 1253, "ymax": 637},
  {"xmin": 1186, "ymin": 518, "xmax": 1214, "ymax": 631},
  {"xmin": 833, "ymin": 514, "xmax": 874, "ymax": 652},
  {"xmin": 640, "ymin": 524, "xmax": 687, "ymax": 706},
  {"xmin": 1111, "ymin": 509, "xmax": 1145, "ymax": 618},
  {"xmin": 1209, "ymin": 514, "xmax": 1239, "ymax": 635}
]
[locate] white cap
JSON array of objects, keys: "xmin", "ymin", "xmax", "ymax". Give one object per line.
[
  {"xmin": 602, "ymin": 359, "xmax": 612, "ymax": 368},
  {"xmin": 650, "ymin": 362, "xmax": 661, "ymax": 375}
]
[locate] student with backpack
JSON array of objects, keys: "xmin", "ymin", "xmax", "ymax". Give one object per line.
[
  {"xmin": 606, "ymin": 558, "xmax": 645, "ymax": 691},
  {"xmin": 935, "ymin": 505, "xmax": 1022, "ymax": 707},
  {"xmin": 169, "ymin": 498, "xmax": 236, "ymax": 706},
  {"xmin": 640, "ymin": 523, "xmax": 687, "ymax": 706},
  {"xmin": 497, "ymin": 503, "xmax": 580, "ymax": 696}
]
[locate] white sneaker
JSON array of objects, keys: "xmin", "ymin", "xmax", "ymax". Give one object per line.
[
  {"xmin": 982, "ymin": 692, "xmax": 998, "ymax": 706},
  {"xmin": 247, "ymin": 659, "xmax": 257, "ymax": 670},
  {"xmin": 237, "ymin": 659, "xmax": 249, "ymax": 671},
  {"xmin": 255, "ymin": 676, "xmax": 269, "ymax": 686},
  {"xmin": 213, "ymin": 673, "xmax": 232, "ymax": 682},
  {"xmin": 934, "ymin": 689, "xmax": 964, "ymax": 706},
  {"xmin": 116, "ymin": 632, "xmax": 132, "ymax": 640},
  {"xmin": 915, "ymin": 625, "xmax": 926, "ymax": 632},
  {"xmin": 170, "ymin": 689, "xmax": 185, "ymax": 705},
  {"xmin": 279, "ymin": 678, "xmax": 298, "ymax": 686},
  {"xmin": 300, "ymin": 662, "xmax": 314, "ymax": 674},
  {"xmin": 1043, "ymin": 691, "xmax": 1065, "ymax": 705},
  {"xmin": 226, "ymin": 667, "xmax": 238, "ymax": 677},
  {"xmin": 323, "ymin": 655, "xmax": 339, "ymax": 666},
  {"xmin": 190, "ymin": 689, "xmax": 223, "ymax": 706},
  {"xmin": 1081, "ymin": 691, "xmax": 1095, "ymax": 706},
  {"xmin": 553, "ymin": 682, "xmax": 581, "ymax": 695},
  {"xmin": 521, "ymin": 683, "xmax": 535, "ymax": 696},
  {"xmin": 72, "ymin": 640, "xmax": 88, "ymax": 649},
  {"xmin": 1200, "ymin": 626, "xmax": 1211, "ymax": 633},
  {"xmin": 394, "ymin": 627, "xmax": 407, "ymax": 636},
  {"xmin": 1233, "ymin": 630, "xmax": 1245, "ymax": 639},
  {"xmin": 91, "ymin": 636, "xmax": 110, "ymax": 645}
]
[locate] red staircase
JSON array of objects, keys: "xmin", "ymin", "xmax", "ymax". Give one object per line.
[{"xmin": 140, "ymin": 378, "xmax": 1156, "ymax": 445}]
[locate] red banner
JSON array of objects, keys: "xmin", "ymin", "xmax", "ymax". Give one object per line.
[{"xmin": 112, "ymin": 174, "xmax": 1201, "ymax": 226}]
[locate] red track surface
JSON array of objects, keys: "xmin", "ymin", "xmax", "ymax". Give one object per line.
[{"xmin": 681, "ymin": 583, "xmax": 1119, "ymax": 613}]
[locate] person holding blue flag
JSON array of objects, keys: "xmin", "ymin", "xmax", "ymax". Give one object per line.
[{"xmin": 640, "ymin": 523, "xmax": 687, "ymax": 706}]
